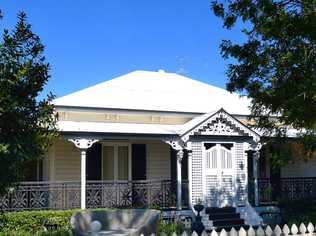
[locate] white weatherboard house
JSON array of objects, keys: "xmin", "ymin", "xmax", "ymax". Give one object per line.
[
  {"xmin": 3, "ymin": 70, "xmax": 315, "ymax": 225},
  {"xmin": 53, "ymin": 70, "xmax": 262, "ymax": 222}
]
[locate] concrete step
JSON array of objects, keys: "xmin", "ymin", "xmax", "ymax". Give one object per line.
[
  {"xmin": 205, "ymin": 207, "xmax": 249, "ymax": 230},
  {"xmin": 209, "ymin": 213, "xmax": 241, "ymax": 220},
  {"xmin": 205, "ymin": 207, "xmax": 236, "ymax": 214},
  {"xmin": 210, "ymin": 224, "xmax": 250, "ymax": 232},
  {"xmin": 212, "ymin": 218, "xmax": 245, "ymax": 227}
]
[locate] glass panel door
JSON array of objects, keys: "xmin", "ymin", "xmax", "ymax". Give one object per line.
[{"xmin": 102, "ymin": 144, "xmax": 130, "ymax": 181}]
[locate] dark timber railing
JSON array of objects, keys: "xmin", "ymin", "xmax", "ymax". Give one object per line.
[
  {"xmin": 0, "ymin": 180, "xmax": 189, "ymax": 212},
  {"xmin": 249, "ymin": 177, "xmax": 316, "ymax": 204}
]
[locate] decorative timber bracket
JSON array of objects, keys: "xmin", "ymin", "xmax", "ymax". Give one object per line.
[
  {"xmin": 69, "ymin": 138, "xmax": 99, "ymax": 150},
  {"xmin": 246, "ymin": 141, "xmax": 264, "ymax": 160},
  {"xmin": 163, "ymin": 139, "xmax": 187, "ymax": 161},
  {"xmin": 164, "ymin": 139, "xmax": 185, "ymax": 151}
]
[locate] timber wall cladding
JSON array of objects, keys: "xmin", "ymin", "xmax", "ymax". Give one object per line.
[
  {"xmin": 281, "ymin": 158, "xmax": 316, "ymax": 178},
  {"xmin": 235, "ymin": 142, "xmax": 247, "ymax": 203},
  {"xmin": 53, "ymin": 139, "xmax": 81, "ymax": 181},
  {"xmin": 191, "ymin": 142, "xmax": 203, "ymax": 205},
  {"xmin": 146, "ymin": 140, "xmax": 171, "ymax": 180},
  {"xmin": 143, "ymin": 222, "xmax": 316, "ymax": 236},
  {"xmin": 50, "ymin": 139, "xmax": 171, "ymax": 181}
]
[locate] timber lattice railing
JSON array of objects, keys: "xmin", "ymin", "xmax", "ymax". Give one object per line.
[
  {"xmin": 0, "ymin": 179, "xmax": 189, "ymax": 211},
  {"xmin": 147, "ymin": 222, "xmax": 316, "ymax": 236}
]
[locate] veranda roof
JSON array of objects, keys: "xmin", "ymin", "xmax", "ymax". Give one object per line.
[
  {"xmin": 54, "ymin": 70, "xmax": 252, "ymax": 115},
  {"xmin": 58, "ymin": 120, "xmax": 182, "ymax": 136},
  {"xmin": 57, "ymin": 109, "xmax": 259, "ymax": 137}
]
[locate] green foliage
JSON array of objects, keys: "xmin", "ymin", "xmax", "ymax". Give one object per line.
[
  {"xmin": 264, "ymin": 139, "xmax": 293, "ymax": 168},
  {"xmin": 0, "ymin": 11, "xmax": 58, "ymax": 194},
  {"xmin": 0, "ymin": 209, "xmax": 76, "ymax": 234},
  {"xmin": 263, "ymin": 137, "xmax": 316, "ymax": 168},
  {"xmin": 157, "ymin": 220, "xmax": 184, "ymax": 235},
  {"xmin": 157, "ymin": 214, "xmax": 188, "ymax": 235},
  {"xmin": 211, "ymin": 0, "xmax": 316, "ymax": 152},
  {"xmin": 279, "ymin": 198, "xmax": 316, "ymax": 225}
]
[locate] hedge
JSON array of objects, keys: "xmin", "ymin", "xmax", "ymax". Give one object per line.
[
  {"xmin": 0, "ymin": 230, "xmax": 72, "ymax": 236},
  {"xmin": 279, "ymin": 198, "xmax": 316, "ymax": 225},
  {"xmin": 0, "ymin": 209, "xmax": 77, "ymax": 235}
]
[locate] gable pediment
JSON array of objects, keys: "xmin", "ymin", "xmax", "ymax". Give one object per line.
[
  {"xmin": 181, "ymin": 108, "xmax": 260, "ymax": 142},
  {"xmin": 193, "ymin": 114, "xmax": 247, "ymax": 136}
]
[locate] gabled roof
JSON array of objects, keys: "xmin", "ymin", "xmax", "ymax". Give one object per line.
[
  {"xmin": 180, "ymin": 108, "xmax": 260, "ymax": 142},
  {"xmin": 54, "ymin": 70, "xmax": 252, "ymax": 115}
]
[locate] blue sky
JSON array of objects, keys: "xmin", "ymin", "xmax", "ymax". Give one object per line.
[{"xmin": 1, "ymin": 0, "xmax": 245, "ymax": 99}]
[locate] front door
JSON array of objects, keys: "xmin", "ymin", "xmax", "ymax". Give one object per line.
[
  {"xmin": 203, "ymin": 143, "xmax": 235, "ymax": 207},
  {"xmin": 102, "ymin": 143, "xmax": 131, "ymax": 181}
]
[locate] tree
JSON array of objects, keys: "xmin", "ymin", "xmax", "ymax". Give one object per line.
[
  {"xmin": 0, "ymin": 11, "xmax": 58, "ymax": 195},
  {"xmin": 211, "ymin": 0, "xmax": 316, "ymax": 161}
]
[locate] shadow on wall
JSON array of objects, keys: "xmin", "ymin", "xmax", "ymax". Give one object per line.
[{"xmin": 204, "ymin": 160, "xmax": 246, "ymax": 207}]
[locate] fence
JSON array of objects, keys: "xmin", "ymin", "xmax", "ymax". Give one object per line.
[
  {"xmin": 0, "ymin": 179, "xmax": 189, "ymax": 211},
  {"xmin": 149, "ymin": 222, "xmax": 316, "ymax": 236},
  {"xmin": 250, "ymin": 177, "xmax": 316, "ymax": 203}
]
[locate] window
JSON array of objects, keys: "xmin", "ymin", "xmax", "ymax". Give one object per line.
[
  {"xmin": 220, "ymin": 148, "xmax": 232, "ymax": 169},
  {"xmin": 23, "ymin": 159, "xmax": 43, "ymax": 181},
  {"xmin": 206, "ymin": 149, "xmax": 217, "ymax": 169},
  {"xmin": 205, "ymin": 143, "xmax": 233, "ymax": 170}
]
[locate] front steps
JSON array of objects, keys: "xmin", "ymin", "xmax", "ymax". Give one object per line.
[{"xmin": 205, "ymin": 207, "xmax": 249, "ymax": 231}]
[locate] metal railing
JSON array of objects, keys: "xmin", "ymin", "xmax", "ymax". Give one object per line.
[
  {"xmin": 0, "ymin": 179, "xmax": 189, "ymax": 212},
  {"xmin": 249, "ymin": 177, "xmax": 316, "ymax": 203}
]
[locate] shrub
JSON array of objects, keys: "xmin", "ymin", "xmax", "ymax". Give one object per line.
[
  {"xmin": 157, "ymin": 214, "xmax": 188, "ymax": 235},
  {"xmin": 157, "ymin": 220, "xmax": 183, "ymax": 235},
  {"xmin": 279, "ymin": 198, "xmax": 316, "ymax": 224},
  {"xmin": 0, "ymin": 209, "xmax": 77, "ymax": 234}
]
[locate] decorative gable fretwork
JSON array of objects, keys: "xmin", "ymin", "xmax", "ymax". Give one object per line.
[
  {"xmin": 181, "ymin": 109, "xmax": 260, "ymax": 142},
  {"xmin": 195, "ymin": 115, "xmax": 247, "ymax": 136}
]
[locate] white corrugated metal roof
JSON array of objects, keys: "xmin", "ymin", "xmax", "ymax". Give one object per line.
[{"xmin": 53, "ymin": 70, "xmax": 252, "ymax": 115}]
